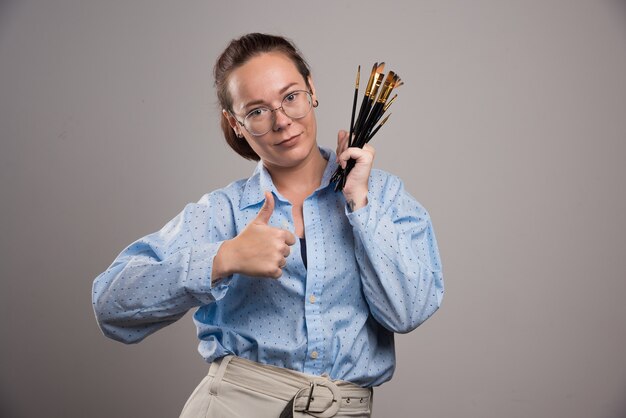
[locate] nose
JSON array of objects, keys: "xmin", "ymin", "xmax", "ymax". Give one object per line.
[{"xmin": 272, "ymin": 107, "xmax": 292, "ymax": 131}]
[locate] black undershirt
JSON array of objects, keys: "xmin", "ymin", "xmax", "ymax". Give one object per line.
[{"xmin": 300, "ymin": 237, "xmax": 307, "ymax": 269}]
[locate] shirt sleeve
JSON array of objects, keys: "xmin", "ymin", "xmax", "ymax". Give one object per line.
[
  {"xmin": 346, "ymin": 171, "xmax": 444, "ymax": 333},
  {"xmin": 92, "ymin": 193, "xmax": 236, "ymax": 344}
]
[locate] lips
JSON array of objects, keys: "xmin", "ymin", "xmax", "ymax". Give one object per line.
[{"xmin": 276, "ymin": 133, "xmax": 302, "ymax": 146}]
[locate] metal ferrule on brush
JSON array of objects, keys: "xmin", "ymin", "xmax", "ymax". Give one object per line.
[{"xmin": 376, "ymin": 72, "xmax": 396, "ymax": 104}]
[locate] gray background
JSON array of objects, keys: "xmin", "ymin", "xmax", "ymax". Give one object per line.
[{"xmin": 1, "ymin": 1, "xmax": 625, "ymax": 417}]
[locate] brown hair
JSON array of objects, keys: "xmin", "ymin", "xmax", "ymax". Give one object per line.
[{"xmin": 213, "ymin": 33, "xmax": 312, "ymax": 161}]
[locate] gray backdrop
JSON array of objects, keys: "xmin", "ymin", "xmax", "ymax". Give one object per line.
[{"xmin": 1, "ymin": 1, "xmax": 625, "ymax": 417}]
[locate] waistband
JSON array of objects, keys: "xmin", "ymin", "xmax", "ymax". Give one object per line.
[{"xmin": 208, "ymin": 356, "xmax": 372, "ymax": 417}]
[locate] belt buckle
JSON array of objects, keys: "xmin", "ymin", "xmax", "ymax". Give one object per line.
[
  {"xmin": 304, "ymin": 381, "xmax": 315, "ymax": 412},
  {"xmin": 296, "ymin": 379, "xmax": 341, "ymax": 416}
]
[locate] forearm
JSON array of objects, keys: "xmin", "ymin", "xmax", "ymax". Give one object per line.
[
  {"xmin": 347, "ymin": 173, "xmax": 444, "ymax": 333},
  {"xmin": 354, "ymin": 225, "xmax": 443, "ymax": 333},
  {"xmin": 93, "ymin": 241, "xmax": 227, "ymax": 343}
]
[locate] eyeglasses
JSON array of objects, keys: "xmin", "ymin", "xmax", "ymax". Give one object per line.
[{"xmin": 232, "ymin": 90, "xmax": 314, "ymax": 136}]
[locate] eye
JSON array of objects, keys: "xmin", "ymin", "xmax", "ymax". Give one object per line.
[
  {"xmin": 246, "ymin": 108, "xmax": 268, "ymax": 120},
  {"xmin": 284, "ymin": 92, "xmax": 299, "ymax": 103}
]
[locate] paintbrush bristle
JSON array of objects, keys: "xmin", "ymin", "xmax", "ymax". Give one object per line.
[{"xmin": 379, "ymin": 113, "xmax": 391, "ymax": 126}]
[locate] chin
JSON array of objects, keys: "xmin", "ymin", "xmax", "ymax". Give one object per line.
[
  {"xmin": 268, "ymin": 136, "xmax": 317, "ymax": 168},
  {"xmin": 289, "ymin": 135, "xmax": 317, "ymax": 157}
]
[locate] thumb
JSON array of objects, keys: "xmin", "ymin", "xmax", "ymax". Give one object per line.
[{"xmin": 254, "ymin": 191, "xmax": 275, "ymax": 224}]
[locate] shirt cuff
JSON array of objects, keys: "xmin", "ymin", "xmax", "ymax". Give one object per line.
[
  {"xmin": 187, "ymin": 241, "xmax": 232, "ymax": 303},
  {"xmin": 345, "ymin": 193, "xmax": 377, "ymax": 233}
]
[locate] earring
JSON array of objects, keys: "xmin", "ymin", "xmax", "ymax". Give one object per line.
[
  {"xmin": 236, "ymin": 132, "xmax": 243, "ymax": 138},
  {"xmin": 313, "ymin": 99, "xmax": 319, "ymax": 108}
]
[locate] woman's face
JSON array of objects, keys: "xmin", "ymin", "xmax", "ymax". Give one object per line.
[{"xmin": 224, "ymin": 52, "xmax": 318, "ymax": 170}]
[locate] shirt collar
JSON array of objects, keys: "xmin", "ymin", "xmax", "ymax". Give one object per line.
[{"xmin": 239, "ymin": 146, "xmax": 339, "ymax": 210}]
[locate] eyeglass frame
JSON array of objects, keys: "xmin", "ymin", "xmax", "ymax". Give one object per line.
[{"xmin": 229, "ymin": 90, "xmax": 317, "ymax": 137}]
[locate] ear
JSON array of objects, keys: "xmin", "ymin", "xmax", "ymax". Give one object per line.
[
  {"xmin": 222, "ymin": 109, "xmax": 242, "ymax": 137},
  {"xmin": 307, "ymin": 76, "xmax": 318, "ymax": 103}
]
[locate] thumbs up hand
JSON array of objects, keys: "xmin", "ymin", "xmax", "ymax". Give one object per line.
[{"xmin": 211, "ymin": 191, "xmax": 296, "ymax": 282}]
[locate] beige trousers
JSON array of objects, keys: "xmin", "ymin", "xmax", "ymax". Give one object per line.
[{"xmin": 179, "ymin": 356, "xmax": 373, "ymax": 418}]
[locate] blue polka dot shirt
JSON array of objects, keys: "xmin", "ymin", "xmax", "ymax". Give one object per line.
[{"xmin": 92, "ymin": 147, "xmax": 443, "ymax": 387}]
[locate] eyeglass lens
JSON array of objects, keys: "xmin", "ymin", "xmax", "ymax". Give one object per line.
[{"xmin": 244, "ymin": 91, "xmax": 312, "ymax": 136}]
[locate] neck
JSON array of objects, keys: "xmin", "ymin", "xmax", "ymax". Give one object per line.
[{"xmin": 264, "ymin": 147, "xmax": 327, "ymax": 196}]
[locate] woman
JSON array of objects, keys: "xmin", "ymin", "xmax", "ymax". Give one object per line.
[{"xmin": 92, "ymin": 33, "xmax": 444, "ymax": 417}]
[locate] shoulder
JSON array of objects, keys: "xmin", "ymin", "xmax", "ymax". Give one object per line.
[
  {"xmin": 178, "ymin": 178, "xmax": 249, "ymax": 218},
  {"xmin": 198, "ymin": 178, "xmax": 248, "ymax": 205}
]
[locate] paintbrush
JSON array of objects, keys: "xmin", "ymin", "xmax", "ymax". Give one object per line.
[
  {"xmin": 333, "ymin": 62, "xmax": 403, "ymax": 191},
  {"xmin": 353, "ymin": 63, "xmax": 385, "ymax": 138},
  {"xmin": 352, "ymin": 63, "xmax": 379, "ymax": 139},
  {"xmin": 354, "ymin": 71, "xmax": 396, "ymax": 148},
  {"xmin": 366, "ymin": 113, "xmax": 391, "ymax": 143},
  {"xmin": 330, "ymin": 64, "xmax": 373, "ymax": 184},
  {"xmin": 348, "ymin": 66, "xmax": 360, "ymax": 148}
]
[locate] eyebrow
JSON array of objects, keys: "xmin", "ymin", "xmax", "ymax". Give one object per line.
[{"xmin": 242, "ymin": 82, "xmax": 301, "ymax": 110}]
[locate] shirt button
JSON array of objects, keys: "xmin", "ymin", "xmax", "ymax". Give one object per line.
[
  {"xmin": 310, "ymin": 351, "xmax": 318, "ymax": 359},
  {"xmin": 309, "ymin": 294, "xmax": 316, "ymax": 304}
]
